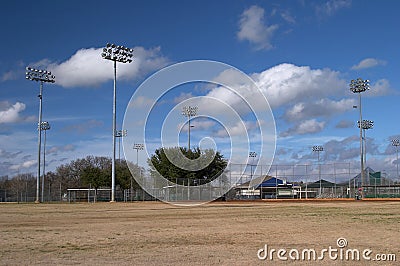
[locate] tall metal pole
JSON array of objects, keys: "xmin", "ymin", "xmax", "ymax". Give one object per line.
[
  {"xmin": 358, "ymin": 93, "xmax": 364, "ymax": 190},
  {"xmin": 133, "ymin": 143, "xmax": 144, "ymax": 200},
  {"xmin": 312, "ymin": 145, "xmax": 323, "ymax": 197},
  {"xmin": 26, "ymin": 67, "xmax": 55, "ymax": 203},
  {"xmin": 42, "ymin": 127, "xmax": 46, "ymax": 202},
  {"xmin": 111, "ymin": 60, "xmax": 117, "ymax": 202},
  {"xmin": 392, "ymin": 139, "xmax": 400, "ymax": 180},
  {"xmin": 37, "ymin": 82, "xmax": 43, "ymax": 203},
  {"xmin": 350, "ymin": 78, "xmax": 369, "ymax": 196},
  {"xmin": 182, "ymin": 106, "xmax": 198, "ymax": 150},
  {"xmin": 359, "ymin": 120, "xmax": 373, "ymax": 182},
  {"xmin": 41, "ymin": 121, "xmax": 50, "ymax": 202},
  {"xmin": 102, "ymin": 43, "xmax": 133, "ymax": 202}
]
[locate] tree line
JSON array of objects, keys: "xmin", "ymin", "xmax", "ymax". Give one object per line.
[{"xmin": 0, "ymin": 147, "xmax": 227, "ymax": 202}]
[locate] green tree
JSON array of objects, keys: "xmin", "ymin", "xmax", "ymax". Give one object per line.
[{"xmin": 148, "ymin": 147, "xmax": 227, "ymax": 186}]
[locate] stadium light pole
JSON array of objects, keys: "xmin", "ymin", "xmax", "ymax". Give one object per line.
[
  {"xmin": 350, "ymin": 78, "xmax": 369, "ymax": 195},
  {"xmin": 392, "ymin": 139, "xmax": 400, "ymax": 180},
  {"xmin": 312, "ymin": 145, "xmax": 324, "ymax": 197},
  {"xmin": 40, "ymin": 121, "xmax": 50, "ymax": 202},
  {"xmin": 182, "ymin": 106, "xmax": 198, "ymax": 150},
  {"xmin": 249, "ymin": 151, "xmax": 257, "ymax": 182},
  {"xmin": 101, "ymin": 43, "xmax": 133, "ymax": 202},
  {"xmin": 116, "ymin": 129, "xmax": 127, "ymax": 161},
  {"xmin": 25, "ymin": 67, "xmax": 55, "ymax": 203},
  {"xmin": 358, "ymin": 120, "xmax": 374, "ymax": 175},
  {"xmin": 133, "ymin": 143, "xmax": 144, "ymax": 201}
]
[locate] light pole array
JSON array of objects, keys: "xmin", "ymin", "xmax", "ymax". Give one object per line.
[
  {"xmin": 392, "ymin": 139, "xmax": 400, "ymax": 180},
  {"xmin": 350, "ymin": 78, "xmax": 370, "ymax": 193},
  {"xmin": 182, "ymin": 106, "xmax": 198, "ymax": 150},
  {"xmin": 358, "ymin": 119, "xmax": 374, "ymax": 177},
  {"xmin": 40, "ymin": 121, "xmax": 50, "ymax": 202},
  {"xmin": 101, "ymin": 43, "xmax": 133, "ymax": 202},
  {"xmin": 26, "ymin": 67, "xmax": 55, "ymax": 203},
  {"xmin": 116, "ymin": 129, "xmax": 127, "ymax": 161},
  {"xmin": 133, "ymin": 143, "xmax": 144, "ymax": 201},
  {"xmin": 312, "ymin": 145, "xmax": 324, "ymax": 197}
]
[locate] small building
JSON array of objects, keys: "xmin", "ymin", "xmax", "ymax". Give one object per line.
[{"xmin": 235, "ymin": 176, "xmax": 306, "ymax": 199}]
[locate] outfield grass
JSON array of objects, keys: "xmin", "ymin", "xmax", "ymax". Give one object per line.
[{"xmin": 0, "ymin": 201, "xmax": 399, "ymax": 265}]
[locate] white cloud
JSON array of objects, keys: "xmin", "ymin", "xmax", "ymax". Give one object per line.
[
  {"xmin": 0, "ymin": 102, "xmax": 26, "ymax": 123},
  {"xmin": 366, "ymin": 79, "xmax": 392, "ymax": 97},
  {"xmin": 9, "ymin": 159, "xmax": 37, "ymax": 171},
  {"xmin": 214, "ymin": 120, "xmax": 258, "ymax": 137},
  {"xmin": 47, "ymin": 144, "xmax": 76, "ymax": 155},
  {"xmin": 179, "ymin": 119, "xmax": 216, "ymax": 132},
  {"xmin": 280, "ymin": 119, "xmax": 325, "ymax": 137},
  {"xmin": 128, "ymin": 95, "xmax": 155, "ymax": 109},
  {"xmin": 283, "ymin": 98, "xmax": 356, "ymax": 122},
  {"xmin": 351, "ymin": 58, "xmax": 386, "ymax": 70},
  {"xmin": 37, "ymin": 46, "xmax": 169, "ymax": 88},
  {"xmin": 281, "ymin": 10, "xmax": 295, "ymax": 24},
  {"xmin": 253, "ymin": 63, "xmax": 347, "ymax": 108},
  {"xmin": 316, "ymin": 0, "xmax": 352, "ymax": 17},
  {"xmin": 237, "ymin": 5, "xmax": 279, "ymax": 50},
  {"xmin": 203, "ymin": 63, "xmax": 346, "ymax": 116},
  {"xmin": 173, "ymin": 92, "xmax": 194, "ymax": 104}
]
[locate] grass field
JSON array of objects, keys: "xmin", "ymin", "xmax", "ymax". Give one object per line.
[{"xmin": 0, "ymin": 200, "xmax": 399, "ymax": 265}]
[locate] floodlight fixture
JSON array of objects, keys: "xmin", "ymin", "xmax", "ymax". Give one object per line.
[
  {"xmin": 249, "ymin": 151, "xmax": 257, "ymax": 158},
  {"xmin": 101, "ymin": 43, "xmax": 133, "ymax": 202},
  {"xmin": 26, "ymin": 66, "xmax": 55, "ymax": 203}
]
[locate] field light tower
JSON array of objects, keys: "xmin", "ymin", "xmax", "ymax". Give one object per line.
[
  {"xmin": 101, "ymin": 43, "xmax": 133, "ymax": 202},
  {"xmin": 392, "ymin": 139, "xmax": 400, "ymax": 180},
  {"xmin": 116, "ymin": 129, "xmax": 127, "ymax": 161},
  {"xmin": 358, "ymin": 120, "xmax": 374, "ymax": 174},
  {"xmin": 182, "ymin": 106, "xmax": 198, "ymax": 150},
  {"xmin": 133, "ymin": 143, "xmax": 144, "ymax": 201},
  {"xmin": 40, "ymin": 121, "xmax": 50, "ymax": 202},
  {"xmin": 26, "ymin": 67, "xmax": 55, "ymax": 203},
  {"xmin": 350, "ymin": 78, "xmax": 369, "ymax": 194},
  {"xmin": 312, "ymin": 145, "xmax": 324, "ymax": 197},
  {"xmin": 249, "ymin": 152, "xmax": 257, "ymax": 182}
]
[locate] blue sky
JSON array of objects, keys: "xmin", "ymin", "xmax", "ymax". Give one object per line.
[{"xmin": 0, "ymin": 0, "xmax": 399, "ymax": 179}]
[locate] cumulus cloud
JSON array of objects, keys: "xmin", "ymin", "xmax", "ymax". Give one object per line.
[
  {"xmin": 34, "ymin": 46, "xmax": 169, "ymax": 88},
  {"xmin": 280, "ymin": 119, "xmax": 325, "ymax": 137},
  {"xmin": 0, "ymin": 101, "xmax": 26, "ymax": 123},
  {"xmin": 237, "ymin": 5, "xmax": 279, "ymax": 50},
  {"xmin": 351, "ymin": 58, "xmax": 386, "ymax": 70},
  {"xmin": 253, "ymin": 63, "xmax": 347, "ymax": 108},
  {"xmin": 316, "ymin": 0, "xmax": 352, "ymax": 17},
  {"xmin": 214, "ymin": 120, "xmax": 259, "ymax": 137},
  {"xmin": 283, "ymin": 98, "xmax": 356, "ymax": 122}
]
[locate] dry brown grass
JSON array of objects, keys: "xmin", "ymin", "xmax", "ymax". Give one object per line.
[{"xmin": 0, "ymin": 201, "xmax": 399, "ymax": 265}]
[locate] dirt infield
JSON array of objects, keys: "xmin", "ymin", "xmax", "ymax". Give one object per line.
[{"xmin": 0, "ymin": 201, "xmax": 399, "ymax": 265}]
